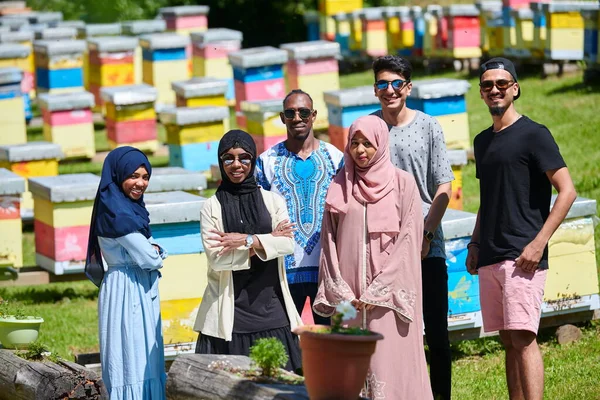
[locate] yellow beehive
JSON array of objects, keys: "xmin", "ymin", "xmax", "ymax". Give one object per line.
[
  {"xmin": 348, "ymin": 11, "xmax": 363, "ymax": 51},
  {"xmin": 192, "ymin": 56, "xmax": 230, "ymax": 78},
  {"xmin": 165, "ymin": 121, "xmax": 225, "ymax": 146},
  {"xmin": 105, "ymin": 102, "xmax": 156, "ymax": 122},
  {"xmin": 121, "ymin": 20, "xmax": 167, "ymax": 85},
  {"xmin": 435, "ymin": 113, "xmax": 470, "ymax": 150},
  {"xmin": 0, "ymin": 96, "xmax": 26, "ymax": 146},
  {"xmin": 0, "ymin": 168, "xmax": 25, "ymax": 268},
  {"xmin": 447, "ymin": 150, "xmax": 467, "ymax": 211},
  {"xmin": 241, "ymin": 99, "xmax": 288, "ymax": 137},
  {"xmin": 319, "ymin": 0, "xmax": 363, "ymax": 16},
  {"xmin": 383, "ymin": 7, "xmax": 403, "ymax": 53}
]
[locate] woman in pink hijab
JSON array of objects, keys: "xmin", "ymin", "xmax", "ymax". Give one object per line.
[{"xmin": 314, "ymin": 115, "xmax": 433, "ymax": 399}]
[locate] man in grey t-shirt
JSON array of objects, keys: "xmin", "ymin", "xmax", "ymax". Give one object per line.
[{"xmin": 372, "ymin": 55, "xmax": 454, "ymax": 400}]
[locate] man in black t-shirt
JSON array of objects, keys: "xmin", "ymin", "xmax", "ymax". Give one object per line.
[{"xmin": 466, "ymin": 57, "xmax": 576, "ymax": 400}]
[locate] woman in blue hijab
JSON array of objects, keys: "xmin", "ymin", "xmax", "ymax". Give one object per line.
[{"xmin": 86, "ymin": 146, "xmax": 167, "ymax": 400}]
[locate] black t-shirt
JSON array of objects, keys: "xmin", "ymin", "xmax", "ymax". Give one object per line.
[{"xmin": 474, "ymin": 116, "xmax": 566, "ymax": 269}]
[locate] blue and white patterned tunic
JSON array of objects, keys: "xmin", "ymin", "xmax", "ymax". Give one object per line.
[{"xmin": 256, "ymin": 141, "xmax": 344, "ymax": 284}]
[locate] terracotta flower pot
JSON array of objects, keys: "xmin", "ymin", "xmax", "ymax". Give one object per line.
[{"xmin": 294, "ymin": 324, "xmax": 384, "ymax": 400}]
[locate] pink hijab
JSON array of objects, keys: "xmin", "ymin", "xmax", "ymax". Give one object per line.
[{"xmin": 325, "ymin": 115, "xmax": 399, "ymax": 236}]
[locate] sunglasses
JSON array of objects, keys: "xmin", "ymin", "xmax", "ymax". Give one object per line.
[
  {"xmin": 479, "ymin": 79, "xmax": 515, "ymax": 92},
  {"xmin": 283, "ymin": 108, "xmax": 313, "ymax": 120},
  {"xmin": 220, "ymin": 153, "xmax": 253, "ymax": 166},
  {"xmin": 375, "ymin": 79, "xmax": 409, "ymax": 90}
]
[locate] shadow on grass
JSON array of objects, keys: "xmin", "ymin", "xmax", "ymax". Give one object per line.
[
  {"xmin": 547, "ymin": 81, "xmax": 600, "ymax": 96},
  {"xmin": 0, "ymin": 282, "xmax": 98, "ymax": 304}
]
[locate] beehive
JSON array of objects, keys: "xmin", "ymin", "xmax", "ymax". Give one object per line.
[{"xmin": 0, "ymin": 168, "xmax": 25, "ymax": 268}]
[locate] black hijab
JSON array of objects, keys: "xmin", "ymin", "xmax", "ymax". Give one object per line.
[{"xmin": 215, "ymin": 130, "xmax": 271, "ymax": 235}]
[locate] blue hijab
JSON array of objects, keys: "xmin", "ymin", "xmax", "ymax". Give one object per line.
[{"xmin": 85, "ymin": 146, "xmax": 152, "ymax": 287}]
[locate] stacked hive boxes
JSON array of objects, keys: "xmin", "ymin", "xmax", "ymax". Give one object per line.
[
  {"xmin": 172, "ymin": 77, "xmax": 230, "ymax": 132},
  {"xmin": 87, "ymin": 36, "xmax": 137, "ymax": 107},
  {"xmin": 160, "ymin": 106, "xmax": 229, "ymax": 172},
  {"xmin": 324, "ymin": 86, "xmax": 381, "ymax": 151},
  {"xmin": 146, "ymin": 167, "xmax": 208, "ymax": 195},
  {"xmin": 442, "ymin": 208, "xmax": 482, "ymax": 331},
  {"xmin": 145, "ymin": 191, "xmax": 208, "ymax": 354},
  {"xmin": 101, "ymin": 84, "xmax": 158, "ymax": 152},
  {"xmin": 508, "ymin": 7, "xmax": 535, "ymax": 59},
  {"xmin": 544, "ymin": 196, "xmax": 600, "ymax": 313},
  {"xmin": 280, "ymin": 40, "xmax": 340, "ymax": 130},
  {"xmin": 34, "ymin": 27, "xmax": 76, "ymax": 41},
  {"xmin": 0, "ymin": 45, "xmax": 31, "ymax": 122},
  {"xmin": 444, "ymin": 4, "xmax": 482, "ymax": 59},
  {"xmin": 410, "ymin": 6, "xmax": 425, "ymax": 58},
  {"xmin": 475, "ymin": 1, "xmax": 503, "ymax": 57},
  {"xmin": 0, "ymin": 142, "xmax": 62, "ymax": 220},
  {"xmin": 240, "ymin": 99, "xmax": 286, "ymax": 155},
  {"xmin": 228, "ymin": 46, "xmax": 287, "ymax": 129},
  {"xmin": 0, "ymin": 31, "xmax": 34, "ymax": 99},
  {"xmin": 541, "ymin": 2, "xmax": 593, "ymax": 61},
  {"xmin": 530, "ymin": 2, "xmax": 548, "ymax": 60},
  {"xmin": 77, "ymin": 23, "xmax": 122, "ymax": 93},
  {"xmin": 29, "ymin": 173, "xmax": 100, "ymax": 275},
  {"xmin": 423, "ymin": 6, "xmax": 442, "ymax": 59},
  {"xmin": 304, "ymin": 11, "xmax": 321, "ymax": 42},
  {"xmin": 38, "ymin": 91, "xmax": 96, "ymax": 159},
  {"xmin": 190, "ymin": 28, "xmax": 242, "ymax": 103},
  {"xmin": 397, "ymin": 7, "xmax": 415, "ymax": 57},
  {"xmin": 34, "ymin": 40, "xmax": 85, "ymax": 94},
  {"xmin": 383, "ymin": 6, "xmax": 404, "ymax": 54},
  {"xmin": 406, "ymin": 79, "xmax": 471, "ymax": 151},
  {"xmin": 447, "ymin": 149, "xmax": 468, "ymax": 211},
  {"xmin": 331, "ymin": 12, "xmax": 352, "ymax": 57},
  {"xmin": 318, "ymin": 0, "xmax": 363, "ymax": 42},
  {"xmin": 360, "ymin": 8, "xmax": 388, "ymax": 57},
  {"xmin": 0, "ymin": 67, "xmax": 26, "ymax": 145},
  {"xmin": 140, "ymin": 33, "xmax": 190, "ymax": 108},
  {"xmin": 121, "ymin": 20, "xmax": 166, "ymax": 85},
  {"xmin": 347, "ymin": 10, "xmax": 363, "ymax": 55},
  {"xmin": 582, "ymin": 6, "xmax": 599, "ymax": 65},
  {"xmin": 0, "ymin": 168, "xmax": 25, "ymax": 268},
  {"xmin": 432, "ymin": 7, "xmax": 450, "ymax": 58}
]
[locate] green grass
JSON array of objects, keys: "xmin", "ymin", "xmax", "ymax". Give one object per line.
[{"xmin": 6, "ymin": 67, "xmax": 600, "ymax": 398}]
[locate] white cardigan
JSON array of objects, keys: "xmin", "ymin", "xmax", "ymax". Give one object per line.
[{"xmin": 193, "ymin": 188, "xmax": 303, "ymax": 341}]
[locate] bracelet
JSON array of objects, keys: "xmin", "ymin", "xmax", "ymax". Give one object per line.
[{"xmin": 467, "ymin": 242, "xmax": 480, "ymax": 249}]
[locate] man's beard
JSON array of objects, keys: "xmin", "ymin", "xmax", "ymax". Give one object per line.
[{"xmin": 488, "ymin": 105, "xmax": 506, "ymax": 116}]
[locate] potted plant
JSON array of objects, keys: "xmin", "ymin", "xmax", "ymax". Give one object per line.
[
  {"xmin": 0, "ymin": 299, "xmax": 44, "ymax": 349},
  {"xmin": 293, "ymin": 301, "xmax": 384, "ymax": 400}
]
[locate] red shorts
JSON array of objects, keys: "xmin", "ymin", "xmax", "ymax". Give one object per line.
[{"xmin": 478, "ymin": 260, "xmax": 547, "ymax": 334}]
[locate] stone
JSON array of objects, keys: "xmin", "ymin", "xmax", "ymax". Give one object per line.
[{"xmin": 556, "ymin": 324, "xmax": 582, "ymax": 345}]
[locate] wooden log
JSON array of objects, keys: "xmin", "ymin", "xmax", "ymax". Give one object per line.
[
  {"xmin": 0, "ymin": 350, "xmax": 108, "ymax": 400},
  {"xmin": 166, "ymin": 354, "xmax": 310, "ymax": 400}
]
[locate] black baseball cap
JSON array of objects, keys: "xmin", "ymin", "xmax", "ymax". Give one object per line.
[{"xmin": 480, "ymin": 57, "xmax": 520, "ymax": 100}]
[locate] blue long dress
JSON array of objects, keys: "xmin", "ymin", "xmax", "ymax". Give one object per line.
[{"xmin": 98, "ymin": 232, "xmax": 167, "ymax": 400}]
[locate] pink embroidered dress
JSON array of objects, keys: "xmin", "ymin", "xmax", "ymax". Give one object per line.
[{"xmin": 314, "ymin": 115, "xmax": 433, "ymax": 400}]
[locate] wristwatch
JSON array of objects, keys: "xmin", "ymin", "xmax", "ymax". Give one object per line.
[
  {"xmin": 423, "ymin": 230, "xmax": 434, "ymax": 242},
  {"xmin": 244, "ymin": 235, "xmax": 254, "ymax": 249}
]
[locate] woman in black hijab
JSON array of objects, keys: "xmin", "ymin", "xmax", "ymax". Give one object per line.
[{"xmin": 193, "ymin": 130, "xmax": 302, "ymax": 371}]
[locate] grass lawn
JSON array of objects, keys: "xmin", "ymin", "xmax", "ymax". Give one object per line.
[{"xmin": 3, "ymin": 67, "xmax": 600, "ymax": 398}]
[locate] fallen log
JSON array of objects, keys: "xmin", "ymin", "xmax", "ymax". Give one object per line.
[{"xmin": 0, "ymin": 350, "xmax": 108, "ymax": 400}]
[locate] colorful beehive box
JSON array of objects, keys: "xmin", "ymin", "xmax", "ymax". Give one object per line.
[
  {"xmin": 0, "ymin": 31, "xmax": 35, "ymax": 98},
  {"xmin": 190, "ymin": 28, "xmax": 242, "ymax": 102},
  {"xmin": 34, "ymin": 27, "xmax": 76, "ymax": 41},
  {"xmin": 38, "ymin": 91, "xmax": 96, "ymax": 159},
  {"xmin": 121, "ymin": 20, "xmax": 166, "ymax": 85},
  {"xmin": 442, "ymin": 208, "xmax": 482, "ymax": 330},
  {"xmin": 145, "ymin": 191, "xmax": 207, "ymax": 354},
  {"xmin": 0, "ymin": 15, "xmax": 29, "ymax": 30},
  {"xmin": 319, "ymin": 0, "xmax": 363, "ymax": 16},
  {"xmin": 0, "ymin": 45, "xmax": 31, "ymax": 120},
  {"xmin": 324, "ymin": 86, "xmax": 380, "ymax": 151},
  {"xmin": 0, "ymin": 168, "xmax": 25, "ymax": 268},
  {"xmin": 443, "ymin": 4, "xmax": 482, "ymax": 59},
  {"xmin": 410, "ymin": 6, "xmax": 425, "ymax": 58},
  {"xmin": 101, "ymin": 84, "xmax": 158, "ymax": 153},
  {"xmin": 171, "ymin": 77, "xmax": 230, "ymax": 133},
  {"xmin": 77, "ymin": 23, "xmax": 122, "ymax": 92},
  {"xmin": 347, "ymin": 10, "xmax": 363, "ymax": 54},
  {"xmin": 359, "ymin": 8, "xmax": 388, "ymax": 57},
  {"xmin": 0, "ymin": 141, "xmax": 62, "ymax": 220},
  {"xmin": 431, "ymin": 6, "xmax": 450, "ymax": 58},
  {"xmin": 407, "ymin": 78, "xmax": 471, "ymax": 150},
  {"xmin": 159, "ymin": 106, "xmax": 229, "ymax": 172},
  {"xmin": 319, "ymin": 14, "xmax": 336, "ymax": 42},
  {"xmin": 447, "ymin": 149, "xmax": 467, "ymax": 211},
  {"xmin": 140, "ymin": 33, "xmax": 190, "ymax": 108},
  {"xmin": 146, "ymin": 167, "xmax": 208, "ymax": 194},
  {"xmin": 304, "ymin": 10, "xmax": 321, "ymax": 42},
  {"xmin": 581, "ymin": 7, "xmax": 599, "ymax": 64},
  {"xmin": 240, "ymin": 98, "xmax": 287, "ymax": 155},
  {"xmin": 397, "ymin": 6, "xmax": 415, "ymax": 57},
  {"xmin": 475, "ymin": 0, "xmax": 503, "ymax": 55},
  {"xmin": 540, "ymin": 2, "xmax": 594, "ymax": 61},
  {"xmin": 33, "ymin": 39, "xmax": 85, "ymax": 94},
  {"xmin": 87, "ymin": 36, "xmax": 137, "ymax": 107},
  {"xmin": 423, "ymin": 6, "xmax": 442, "ymax": 58},
  {"xmin": 507, "ymin": 7, "xmax": 535, "ymax": 59},
  {"xmin": 280, "ymin": 40, "xmax": 340, "ymax": 130},
  {"xmin": 331, "ymin": 12, "xmax": 352, "ymax": 56},
  {"xmin": 382, "ymin": 6, "xmax": 406, "ymax": 54},
  {"xmin": 545, "ymin": 196, "xmax": 599, "ymax": 307},
  {"xmin": 228, "ymin": 46, "xmax": 287, "ymax": 129},
  {"xmin": 0, "ymin": 66, "xmax": 26, "ymax": 145},
  {"xmin": 159, "ymin": 5, "xmax": 209, "ymax": 35},
  {"xmin": 29, "ymin": 173, "xmax": 100, "ymax": 275},
  {"xmin": 530, "ymin": 2, "xmax": 548, "ymax": 60}
]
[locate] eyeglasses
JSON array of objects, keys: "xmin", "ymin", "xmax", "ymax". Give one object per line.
[
  {"xmin": 479, "ymin": 79, "xmax": 515, "ymax": 92},
  {"xmin": 220, "ymin": 153, "xmax": 253, "ymax": 166},
  {"xmin": 283, "ymin": 108, "xmax": 313, "ymax": 120},
  {"xmin": 374, "ymin": 79, "xmax": 409, "ymax": 91}
]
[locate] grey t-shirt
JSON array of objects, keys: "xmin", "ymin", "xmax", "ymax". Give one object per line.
[{"xmin": 373, "ymin": 109, "xmax": 454, "ymax": 259}]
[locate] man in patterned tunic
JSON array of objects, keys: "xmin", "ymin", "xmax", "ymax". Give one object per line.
[{"xmin": 256, "ymin": 89, "xmax": 344, "ymax": 324}]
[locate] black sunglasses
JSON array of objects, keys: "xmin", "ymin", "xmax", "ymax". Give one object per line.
[
  {"xmin": 220, "ymin": 153, "xmax": 253, "ymax": 166},
  {"xmin": 479, "ymin": 79, "xmax": 515, "ymax": 92},
  {"xmin": 375, "ymin": 79, "xmax": 409, "ymax": 90},
  {"xmin": 283, "ymin": 108, "xmax": 313, "ymax": 120}
]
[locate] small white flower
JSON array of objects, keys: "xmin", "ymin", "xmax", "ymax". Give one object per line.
[{"xmin": 336, "ymin": 300, "xmax": 357, "ymax": 321}]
